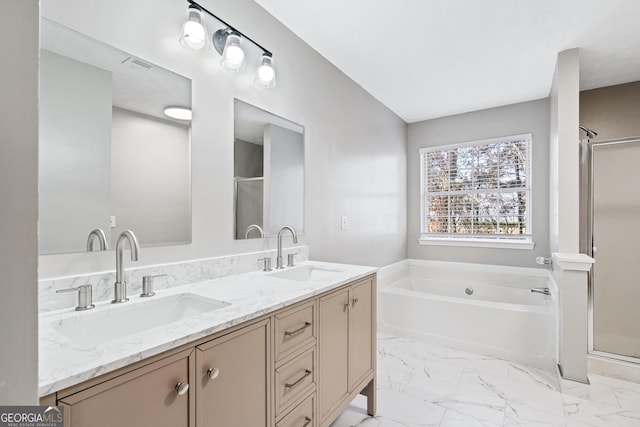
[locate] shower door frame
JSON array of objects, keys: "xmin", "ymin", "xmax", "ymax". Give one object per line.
[{"xmin": 585, "ymin": 136, "xmax": 640, "ymax": 364}]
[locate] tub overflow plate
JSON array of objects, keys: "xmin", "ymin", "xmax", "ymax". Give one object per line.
[{"xmin": 465, "ymin": 287, "xmax": 474, "ymax": 295}]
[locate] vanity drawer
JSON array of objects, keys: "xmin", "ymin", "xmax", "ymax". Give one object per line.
[
  {"xmin": 275, "ymin": 301, "xmax": 316, "ymax": 361},
  {"xmin": 275, "ymin": 348, "xmax": 316, "ymax": 416},
  {"xmin": 276, "ymin": 393, "xmax": 316, "ymax": 427}
]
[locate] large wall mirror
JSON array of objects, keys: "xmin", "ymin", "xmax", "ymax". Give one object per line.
[
  {"xmin": 39, "ymin": 19, "xmax": 192, "ymax": 255},
  {"xmin": 234, "ymin": 100, "xmax": 304, "ymax": 239}
]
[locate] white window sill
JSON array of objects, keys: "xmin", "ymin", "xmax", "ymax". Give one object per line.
[{"xmin": 418, "ymin": 237, "xmax": 535, "ymax": 250}]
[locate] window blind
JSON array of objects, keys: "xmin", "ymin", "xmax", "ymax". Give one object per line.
[{"xmin": 420, "ymin": 135, "xmax": 532, "ymax": 240}]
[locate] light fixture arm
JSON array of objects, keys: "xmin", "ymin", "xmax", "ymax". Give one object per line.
[{"xmin": 187, "ymin": 0, "xmax": 272, "ymax": 57}]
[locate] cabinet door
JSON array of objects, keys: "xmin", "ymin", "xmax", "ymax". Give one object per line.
[
  {"xmin": 59, "ymin": 349, "xmax": 193, "ymax": 427},
  {"xmin": 318, "ymin": 288, "xmax": 349, "ymax": 422},
  {"xmin": 349, "ymin": 277, "xmax": 374, "ymax": 390},
  {"xmin": 196, "ymin": 319, "xmax": 270, "ymax": 427}
]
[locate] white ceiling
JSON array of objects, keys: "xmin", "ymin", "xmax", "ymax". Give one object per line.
[
  {"xmin": 41, "ymin": 18, "xmax": 191, "ymax": 126},
  {"xmin": 255, "ymin": 0, "xmax": 640, "ymax": 123},
  {"xmin": 235, "ymin": 99, "xmax": 304, "ymax": 145}
]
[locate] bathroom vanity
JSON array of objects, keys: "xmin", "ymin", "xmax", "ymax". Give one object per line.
[{"xmin": 39, "ymin": 262, "xmax": 376, "ymax": 427}]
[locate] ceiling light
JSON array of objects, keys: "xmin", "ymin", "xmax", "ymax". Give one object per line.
[
  {"xmin": 255, "ymin": 53, "xmax": 276, "ymax": 88},
  {"xmin": 164, "ymin": 106, "xmax": 192, "ymax": 121},
  {"xmin": 180, "ymin": 5, "xmax": 207, "ymax": 50}
]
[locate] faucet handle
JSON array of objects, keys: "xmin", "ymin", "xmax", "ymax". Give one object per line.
[
  {"xmin": 258, "ymin": 257, "xmax": 272, "ymax": 272},
  {"xmin": 141, "ymin": 274, "xmax": 167, "ymax": 297},
  {"xmin": 287, "ymin": 253, "xmax": 299, "ymax": 267},
  {"xmin": 57, "ymin": 285, "xmax": 95, "ymax": 311}
]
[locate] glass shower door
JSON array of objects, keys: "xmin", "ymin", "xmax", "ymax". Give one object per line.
[{"xmin": 591, "ymin": 139, "xmax": 640, "ymax": 360}]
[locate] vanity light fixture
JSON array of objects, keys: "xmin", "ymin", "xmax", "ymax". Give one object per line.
[
  {"xmin": 217, "ymin": 30, "xmax": 245, "ymax": 71},
  {"xmin": 255, "ymin": 52, "xmax": 276, "ymax": 88},
  {"xmin": 180, "ymin": 4, "xmax": 207, "ymax": 50},
  {"xmin": 164, "ymin": 106, "xmax": 192, "ymax": 121},
  {"xmin": 182, "ymin": 0, "xmax": 277, "ymax": 88}
]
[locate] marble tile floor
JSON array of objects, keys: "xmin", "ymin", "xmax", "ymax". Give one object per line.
[{"xmin": 331, "ymin": 334, "xmax": 640, "ymax": 427}]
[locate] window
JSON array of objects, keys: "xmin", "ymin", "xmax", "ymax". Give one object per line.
[{"xmin": 419, "ymin": 134, "xmax": 533, "ymax": 249}]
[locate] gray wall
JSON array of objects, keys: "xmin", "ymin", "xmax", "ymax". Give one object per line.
[
  {"xmin": 39, "ymin": 50, "xmax": 112, "ymax": 254},
  {"xmin": 580, "ymin": 80, "xmax": 640, "ymax": 141},
  {"xmin": 111, "ymin": 108, "xmax": 191, "ymax": 246},
  {"xmin": 407, "ymin": 98, "xmax": 550, "ymax": 268},
  {"xmin": 39, "ymin": 0, "xmax": 407, "ymax": 277},
  {"xmin": 266, "ymin": 124, "xmax": 304, "ymax": 236},
  {"xmin": 0, "ymin": 0, "xmax": 39, "ymax": 404},
  {"xmin": 234, "ymin": 139, "xmax": 263, "ymax": 178},
  {"xmin": 235, "ymin": 179, "xmax": 264, "ymax": 239}
]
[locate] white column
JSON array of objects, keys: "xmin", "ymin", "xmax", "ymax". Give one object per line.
[
  {"xmin": 549, "ymin": 48, "xmax": 580, "ymax": 253},
  {"xmin": 553, "ymin": 252, "xmax": 594, "ymax": 383}
]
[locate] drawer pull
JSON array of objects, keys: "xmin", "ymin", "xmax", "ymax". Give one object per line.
[
  {"xmin": 284, "ymin": 369, "xmax": 312, "ymax": 389},
  {"xmin": 175, "ymin": 382, "xmax": 189, "ymax": 396},
  {"xmin": 284, "ymin": 322, "xmax": 311, "ymax": 338},
  {"xmin": 302, "ymin": 416, "xmax": 312, "ymax": 427},
  {"xmin": 207, "ymin": 367, "xmax": 220, "ymax": 380}
]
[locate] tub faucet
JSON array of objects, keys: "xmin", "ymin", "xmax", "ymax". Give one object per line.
[
  {"xmin": 112, "ymin": 230, "xmax": 140, "ymax": 303},
  {"xmin": 531, "ymin": 287, "xmax": 550, "ymax": 296},
  {"xmin": 276, "ymin": 226, "xmax": 298, "ymax": 269},
  {"xmin": 86, "ymin": 228, "xmax": 108, "ymax": 251}
]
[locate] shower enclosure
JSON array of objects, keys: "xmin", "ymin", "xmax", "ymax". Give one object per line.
[{"xmin": 582, "ymin": 136, "xmax": 640, "ymax": 362}]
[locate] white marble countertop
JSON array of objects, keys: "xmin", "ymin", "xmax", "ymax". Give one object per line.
[{"xmin": 38, "ymin": 260, "xmax": 377, "ymax": 396}]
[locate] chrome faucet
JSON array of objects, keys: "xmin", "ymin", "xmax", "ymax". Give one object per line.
[
  {"xmin": 112, "ymin": 230, "xmax": 140, "ymax": 303},
  {"xmin": 244, "ymin": 224, "xmax": 264, "ymax": 239},
  {"xmin": 86, "ymin": 228, "xmax": 109, "ymax": 251},
  {"xmin": 276, "ymin": 226, "xmax": 298, "ymax": 269}
]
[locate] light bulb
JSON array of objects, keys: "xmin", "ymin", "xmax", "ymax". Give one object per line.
[
  {"xmin": 255, "ymin": 53, "xmax": 276, "ymax": 88},
  {"xmin": 221, "ymin": 33, "xmax": 245, "ymax": 71},
  {"xmin": 181, "ymin": 6, "xmax": 206, "ymax": 50}
]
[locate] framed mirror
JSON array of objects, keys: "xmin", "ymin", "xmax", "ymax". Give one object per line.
[
  {"xmin": 234, "ymin": 100, "xmax": 304, "ymax": 239},
  {"xmin": 39, "ymin": 19, "xmax": 192, "ymax": 255}
]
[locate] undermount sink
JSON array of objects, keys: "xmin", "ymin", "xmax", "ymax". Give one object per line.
[
  {"xmin": 52, "ymin": 293, "xmax": 230, "ymax": 347},
  {"xmin": 269, "ymin": 265, "xmax": 344, "ymax": 282}
]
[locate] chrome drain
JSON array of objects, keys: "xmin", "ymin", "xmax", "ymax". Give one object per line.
[{"xmin": 465, "ymin": 287, "xmax": 474, "ymax": 295}]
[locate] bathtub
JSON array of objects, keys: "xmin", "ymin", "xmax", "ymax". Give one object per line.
[{"xmin": 378, "ymin": 260, "xmax": 557, "ymax": 369}]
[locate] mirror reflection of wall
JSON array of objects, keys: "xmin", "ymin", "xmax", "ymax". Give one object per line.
[
  {"xmin": 234, "ymin": 100, "xmax": 304, "ymax": 240},
  {"xmin": 39, "ymin": 19, "xmax": 192, "ymax": 255},
  {"xmin": 234, "ymin": 138, "xmax": 264, "ymax": 239}
]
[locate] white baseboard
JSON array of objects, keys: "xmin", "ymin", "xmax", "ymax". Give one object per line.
[{"xmin": 589, "ymin": 354, "xmax": 640, "ymax": 384}]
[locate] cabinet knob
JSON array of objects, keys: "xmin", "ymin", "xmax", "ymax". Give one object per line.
[
  {"xmin": 352, "ymin": 297, "xmax": 359, "ymax": 307},
  {"xmin": 302, "ymin": 416, "xmax": 312, "ymax": 427},
  {"xmin": 175, "ymin": 382, "xmax": 189, "ymax": 396},
  {"xmin": 343, "ymin": 302, "xmax": 350, "ymax": 312},
  {"xmin": 207, "ymin": 367, "xmax": 220, "ymax": 380}
]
